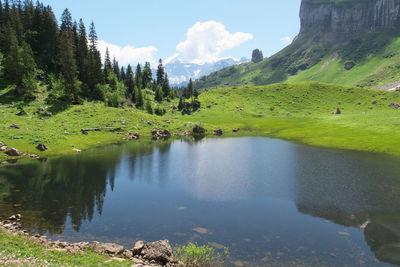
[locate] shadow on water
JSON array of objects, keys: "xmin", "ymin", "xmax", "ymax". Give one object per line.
[{"xmin": 292, "ymin": 147, "xmax": 400, "ymax": 265}]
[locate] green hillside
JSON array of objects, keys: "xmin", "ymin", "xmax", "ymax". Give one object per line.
[
  {"xmin": 2, "ymin": 82, "xmax": 400, "ymax": 163},
  {"xmin": 194, "ymin": 29, "xmax": 400, "ymax": 90}
]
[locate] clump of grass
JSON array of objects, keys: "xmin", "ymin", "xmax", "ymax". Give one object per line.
[{"xmin": 175, "ymin": 242, "xmax": 229, "ymax": 267}]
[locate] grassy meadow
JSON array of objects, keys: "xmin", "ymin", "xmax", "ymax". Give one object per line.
[{"xmin": 1, "ymin": 82, "xmax": 400, "ymax": 162}]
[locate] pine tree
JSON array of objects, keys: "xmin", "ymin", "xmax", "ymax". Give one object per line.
[
  {"xmin": 162, "ymin": 72, "xmax": 170, "ymax": 97},
  {"xmin": 188, "ymin": 78, "xmax": 194, "ymax": 101},
  {"xmin": 112, "ymin": 57, "xmax": 120, "ymax": 79},
  {"xmin": 135, "ymin": 63, "xmax": 142, "ymax": 90},
  {"xmin": 142, "ymin": 61, "xmax": 152, "ymax": 89},
  {"xmin": 120, "ymin": 66, "xmax": 126, "ymax": 81},
  {"xmin": 4, "ymin": 27, "xmax": 21, "ymax": 85},
  {"xmin": 58, "ymin": 30, "xmax": 78, "ymax": 101},
  {"xmin": 125, "ymin": 64, "xmax": 135, "ymax": 98},
  {"xmin": 136, "ymin": 86, "xmax": 144, "ymax": 107},
  {"xmin": 156, "ymin": 59, "xmax": 164, "ymax": 85},
  {"xmin": 155, "ymin": 86, "xmax": 163, "ymax": 102},
  {"xmin": 76, "ymin": 19, "xmax": 88, "ymax": 82},
  {"xmin": 60, "ymin": 8, "xmax": 73, "ymax": 32},
  {"xmin": 88, "ymin": 21, "xmax": 97, "ymax": 51}
]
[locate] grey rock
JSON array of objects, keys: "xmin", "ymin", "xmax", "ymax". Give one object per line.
[
  {"xmin": 344, "ymin": 62, "xmax": 355, "ymax": 70},
  {"xmin": 5, "ymin": 148, "xmax": 22, "ymax": 156},
  {"xmin": 372, "ymin": 100, "xmax": 377, "ymax": 105},
  {"xmin": 10, "ymin": 124, "xmax": 20, "ymax": 129},
  {"xmin": 332, "ymin": 108, "xmax": 341, "ymax": 115},
  {"xmin": 36, "ymin": 143, "xmax": 47, "ymax": 151},
  {"xmin": 213, "ymin": 129, "xmax": 223, "ymax": 136},
  {"xmin": 141, "ymin": 240, "xmax": 173, "ymax": 264},
  {"xmin": 132, "ymin": 240, "xmax": 145, "ymax": 255},
  {"xmin": 90, "ymin": 241, "xmax": 124, "ymax": 255},
  {"xmin": 45, "ymin": 111, "xmax": 52, "ymax": 116}
]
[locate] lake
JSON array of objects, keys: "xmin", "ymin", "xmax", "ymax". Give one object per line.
[{"xmin": 1, "ymin": 137, "xmax": 400, "ymax": 266}]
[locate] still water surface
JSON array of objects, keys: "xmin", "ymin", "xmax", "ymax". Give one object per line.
[{"xmin": 1, "ymin": 137, "xmax": 400, "ymax": 266}]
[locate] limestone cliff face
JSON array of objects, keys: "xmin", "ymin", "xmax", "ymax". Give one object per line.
[{"xmin": 299, "ymin": 0, "xmax": 400, "ymax": 43}]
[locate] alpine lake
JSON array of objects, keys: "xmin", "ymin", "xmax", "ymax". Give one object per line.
[{"xmin": 1, "ymin": 137, "xmax": 400, "ymax": 266}]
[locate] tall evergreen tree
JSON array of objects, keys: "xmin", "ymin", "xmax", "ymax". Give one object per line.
[
  {"xmin": 112, "ymin": 57, "xmax": 120, "ymax": 79},
  {"xmin": 135, "ymin": 63, "xmax": 142, "ymax": 90},
  {"xmin": 162, "ymin": 73, "xmax": 170, "ymax": 97},
  {"xmin": 142, "ymin": 61, "xmax": 152, "ymax": 89},
  {"xmin": 60, "ymin": 8, "xmax": 73, "ymax": 32},
  {"xmin": 76, "ymin": 19, "xmax": 88, "ymax": 82},
  {"xmin": 58, "ymin": 30, "xmax": 78, "ymax": 101},
  {"xmin": 156, "ymin": 59, "xmax": 164, "ymax": 85},
  {"xmin": 120, "ymin": 66, "xmax": 126, "ymax": 81},
  {"xmin": 125, "ymin": 64, "xmax": 134, "ymax": 99},
  {"xmin": 88, "ymin": 21, "xmax": 97, "ymax": 51}
]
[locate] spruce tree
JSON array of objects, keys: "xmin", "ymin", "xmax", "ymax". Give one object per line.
[
  {"xmin": 88, "ymin": 21, "xmax": 97, "ymax": 51},
  {"xmin": 120, "ymin": 66, "xmax": 126, "ymax": 81},
  {"xmin": 155, "ymin": 86, "xmax": 163, "ymax": 102},
  {"xmin": 135, "ymin": 63, "xmax": 142, "ymax": 90},
  {"xmin": 58, "ymin": 30, "xmax": 78, "ymax": 101},
  {"xmin": 156, "ymin": 59, "xmax": 164, "ymax": 85},
  {"xmin": 125, "ymin": 64, "xmax": 135, "ymax": 98},
  {"xmin": 60, "ymin": 8, "xmax": 73, "ymax": 32},
  {"xmin": 77, "ymin": 19, "xmax": 88, "ymax": 82},
  {"xmin": 162, "ymin": 72, "xmax": 170, "ymax": 97},
  {"xmin": 142, "ymin": 61, "xmax": 152, "ymax": 89},
  {"xmin": 112, "ymin": 57, "xmax": 120, "ymax": 79}
]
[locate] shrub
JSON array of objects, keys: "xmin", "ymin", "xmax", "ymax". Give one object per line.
[{"xmin": 175, "ymin": 243, "xmax": 229, "ymax": 267}]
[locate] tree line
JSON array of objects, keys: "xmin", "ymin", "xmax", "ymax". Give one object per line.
[{"xmin": 0, "ymin": 0, "xmax": 200, "ymax": 114}]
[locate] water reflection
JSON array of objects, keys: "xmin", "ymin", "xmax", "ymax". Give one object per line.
[
  {"xmin": 0, "ymin": 138, "xmax": 400, "ymax": 265},
  {"xmin": 292, "ymin": 147, "xmax": 400, "ymax": 265}
]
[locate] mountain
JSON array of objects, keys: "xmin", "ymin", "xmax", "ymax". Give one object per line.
[
  {"xmin": 164, "ymin": 57, "xmax": 249, "ymax": 87},
  {"xmin": 194, "ymin": 0, "xmax": 400, "ymax": 91}
]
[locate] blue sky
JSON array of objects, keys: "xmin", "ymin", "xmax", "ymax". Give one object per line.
[{"xmin": 40, "ymin": 0, "xmax": 302, "ymax": 65}]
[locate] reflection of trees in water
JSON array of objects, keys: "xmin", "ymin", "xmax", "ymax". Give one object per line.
[
  {"xmin": 291, "ymin": 146, "xmax": 400, "ymax": 265},
  {"xmin": 0, "ymin": 141, "xmax": 173, "ymax": 236}
]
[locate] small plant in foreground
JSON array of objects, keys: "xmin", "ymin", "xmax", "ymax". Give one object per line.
[{"xmin": 175, "ymin": 242, "xmax": 229, "ymax": 267}]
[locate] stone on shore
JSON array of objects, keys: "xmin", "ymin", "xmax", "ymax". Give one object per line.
[{"xmin": 141, "ymin": 240, "xmax": 173, "ymax": 264}]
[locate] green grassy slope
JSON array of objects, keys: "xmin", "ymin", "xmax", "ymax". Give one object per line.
[
  {"xmin": 1, "ymin": 82, "xmax": 400, "ymax": 162},
  {"xmin": 194, "ymin": 29, "xmax": 400, "ymax": 90}
]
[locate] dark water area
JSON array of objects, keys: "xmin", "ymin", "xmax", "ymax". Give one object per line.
[{"xmin": 1, "ymin": 137, "xmax": 400, "ymax": 266}]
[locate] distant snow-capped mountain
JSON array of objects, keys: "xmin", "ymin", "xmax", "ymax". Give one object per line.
[{"xmin": 164, "ymin": 57, "xmax": 249, "ymax": 87}]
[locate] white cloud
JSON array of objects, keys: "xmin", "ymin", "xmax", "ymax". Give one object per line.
[
  {"xmin": 280, "ymin": 36, "xmax": 293, "ymax": 44},
  {"xmin": 97, "ymin": 40, "xmax": 158, "ymax": 66},
  {"xmin": 176, "ymin": 21, "xmax": 253, "ymax": 64}
]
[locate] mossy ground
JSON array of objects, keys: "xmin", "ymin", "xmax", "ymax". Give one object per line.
[{"xmin": 1, "ymin": 82, "xmax": 400, "ymax": 162}]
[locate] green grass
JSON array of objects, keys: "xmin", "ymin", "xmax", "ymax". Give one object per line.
[
  {"xmin": 1, "ymin": 82, "xmax": 400, "ymax": 163},
  {"xmin": 0, "ymin": 230, "xmax": 131, "ymax": 266},
  {"xmin": 175, "ymin": 242, "xmax": 229, "ymax": 267}
]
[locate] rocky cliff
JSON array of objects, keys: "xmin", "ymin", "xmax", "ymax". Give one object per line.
[{"xmin": 299, "ymin": 0, "xmax": 400, "ymax": 43}]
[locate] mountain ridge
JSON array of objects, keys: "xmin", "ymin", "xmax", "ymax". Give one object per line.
[{"xmin": 194, "ymin": 0, "xmax": 400, "ymax": 91}]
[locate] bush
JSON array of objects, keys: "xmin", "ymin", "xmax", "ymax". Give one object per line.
[
  {"xmin": 106, "ymin": 91, "xmax": 122, "ymax": 107},
  {"xmin": 146, "ymin": 101, "xmax": 153, "ymax": 114},
  {"xmin": 155, "ymin": 106, "xmax": 166, "ymax": 116},
  {"xmin": 175, "ymin": 243, "xmax": 229, "ymax": 267}
]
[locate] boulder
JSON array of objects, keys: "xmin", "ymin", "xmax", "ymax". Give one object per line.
[
  {"xmin": 141, "ymin": 240, "xmax": 173, "ymax": 264},
  {"xmin": 0, "ymin": 146, "xmax": 7, "ymax": 151},
  {"xmin": 371, "ymin": 100, "xmax": 377, "ymax": 105},
  {"xmin": 332, "ymin": 108, "xmax": 341, "ymax": 115},
  {"xmin": 5, "ymin": 148, "xmax": 22, "ymax": 156},
  {"xmin": 213, "ymin": 129, "xmax": 223, "ymax": 136},
  {"xmin": 389, "ymin": 102, "xmax": 400, "ymax": 109},
  {"xmin": 132, "ymin": 240, "xmax": 145, "ymax": 255},
  {"xmin": 344, "ymin": 61, "xmax": 355, "ymax": 70},
  {"xmin": 90, "ymin": 242, "xmax": 124, "ymax": 256},
  {"xmin": 36, "ymin": 143, "xmax": 47, "ymax": 152},
  {"xmin": 151, "ymin": 129, "xmax": 158, "ymax": 136},
  {"xmin": 163, "ymin": 130, "xmax": 171, "ymax": 136},
  {"xmin": 232, "ymin": 128, "xmax": 239, "ymax": 133},
  {"xmin": 10, "ymin": 124, "xmax": 20, "ymax": 129},
  {"xmin": 45, "ymin": 111, "xmax": 52, "ymax": 116}
]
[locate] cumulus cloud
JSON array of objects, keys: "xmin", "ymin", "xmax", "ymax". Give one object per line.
[
  {"xmin": 280, "ymin": 36, "xmax": 293, "ymax": 44},
  {"xmin": 176, "ymin": 21, "xmax": 253, "ymax": 64},
  {"xmin": 97, "ymin": 40, "xmax": 158, "ymax": 66}
]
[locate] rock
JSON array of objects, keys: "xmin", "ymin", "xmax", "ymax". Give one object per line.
[
  {"xmin": 10, "ymin": 124, "xmax": 20, "ymax": 129},
  {"xmin": 332, "ymin": 108, "xmax": 341, "ymax": 115},
  {"xmin": 90, "ymin": 242, "xmax": 125, "ymax": 256},
  {"xmin": 338, "ymin": 101, "xmax": 342, "ymax": 105},
  {"xmin": 39, "ymin": 106, "xmax": 45, "ymax": 112},
  {"xmin": 232, "ymin": 128, "xmax": 239, "ymax": 133},
  {"xmin": 163, "ymin": 130, "xmax": 171, "ymax": 136},
  {"xmin": 29, "ymin": 154, "xmax": 39, "ymax": 159},
  {"xmin": 16, "ymin": 110, "xmax": 27, "ymax": 116},
  {"xmin": 36, "ymin": 143, "xmax": 47, "ymax": 151},
  {"xmin": 151, "ymin": 129, "xmax": 158, "ymax": 136},
  {"xmin": 123, "ymin": 249, "xmax": 133, "ymax": 258},
  {"xmin": 5, "ymin": 148, "xmax": 22, "ymax": 156},
  {"xmin": 213, "ymin": 129, "xmax": 223, "ymax": 136},
  {"xmin": 45, "ymin": 111, "xmax": 52, "ymax": 116},
  {"xmin": 72, "ymin": 148, "xmax": 81, "ymax": 153},
  {"xmin": 0, "ymin": 146, "xmax": 7, "ymax": 151},
  {"xmin": 141, "ymin": 240, "xmax": 173, "ymax": 264},
  {"xmin": 270, "ymin": 107, "xmax": 275, "ymax": 111},
  {"xmin": 344, "ymin": 61, "xmax": 355, "ymax": 70},
  {"xmin": 356, "ymin": 102, "xmax": 362, "ymax": 105},
  {"xmin": 371, "ymin": 100, "xmax": 377, "ymax": 105},
  {"xmin": 8, "ymin": 214, "xmax": 22, "ymax": 221},
  {"xmin": 182, "ymin": 131, "xmax": 190, "ymax": 137},
  {"xmin": 165, "ymin": 120, "xmax": 171, "ymax": 124},
  {"xmin": 132, "ymin": 240, "xmax": 145, "ymax": 255},
  {"xmin": 389, "ymin": 102, "xmax": 400, "ymax": 109},
  {"xmin": 64, "ymin": 131, "xmax": 70, "ymax": 135}
]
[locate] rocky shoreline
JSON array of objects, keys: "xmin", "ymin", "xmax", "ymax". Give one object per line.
[{"xmin": 0, "ymin": 214, "xmax": 180, "ymax": 267}]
